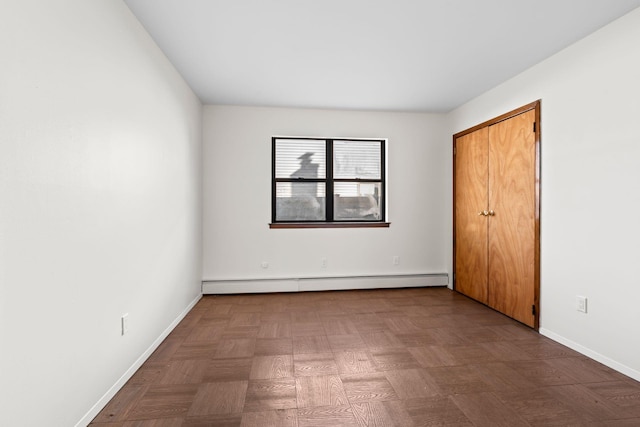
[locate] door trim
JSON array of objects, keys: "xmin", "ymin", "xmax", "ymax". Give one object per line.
[{"xmin": 453, "ymin": 100, "xmax": 541, "ymax": 330}]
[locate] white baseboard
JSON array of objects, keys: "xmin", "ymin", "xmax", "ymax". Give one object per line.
[
  {"xmin": 539, "ymin": 328, "xmax": 640, "ymax": 382},
  {"xmin": 76, "ymin": 294, "xmax": 202, "ymax": 427},
  {"xmin": 202, "ymin": 273, "xmax": 449, "ymax": 294}
]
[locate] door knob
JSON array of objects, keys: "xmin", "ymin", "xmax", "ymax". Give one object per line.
[
  {"xmin": 488, "ymin": 210, "xmax": 495, "ymax": 216},
  {"xmin": 478, "ymin": 210, "xmax": 489, "ymax": 216}
]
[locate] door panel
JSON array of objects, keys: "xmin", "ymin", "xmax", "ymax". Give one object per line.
[
  {"xmin": 488, "ymin": 110, "xmax": 536, "ymax": 327},
  {"xmin": 454, "ymin": 127, "xmax": 489, "ymax": 304}
]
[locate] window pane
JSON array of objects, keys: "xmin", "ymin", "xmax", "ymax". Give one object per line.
[
  {"xmin": 334, "ymin": 182, "xmax": 382, "ymax": 220},
  {"xmin": 333, "ymin": 140, "xmax": 381, "ymax": 179},
  {"xmin": 275, "ymin": 139, "xmax": 326, "ymax": 179},
  {"xmin": 276, "ymin": 182, "xmax": 326, "ymax": 221}
]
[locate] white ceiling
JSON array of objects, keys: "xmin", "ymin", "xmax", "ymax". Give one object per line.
[{"xmin": 124, "ymin": 0, "xmax": 640, "ymax": 113}]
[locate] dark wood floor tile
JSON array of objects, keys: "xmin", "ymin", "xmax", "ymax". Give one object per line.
[
  {"xmin": 370, "ymin": 348, "xmax": 421, "ymax": 371},
  {"xmin": 292, "ymin": 322, "xmax": 326, "ymax": 337},
  {"xmin": 505, "ymin": 360, "xmax": 579, "ymax": 387},
  {"xmin": 474, "ymin": 362, "xmax": 535, "ymax": 391},
  {"xmin": 257, "ymin": 322, "xmax": 292, "ymax": 338},
  {"xmin": 183, "ymin": 414, "xmax": 242, "ymax": 427},
  {"xmin": 350, "ymin": 401, "xmax": 397, "ymax": 427},
  {"xmin": 295, "ymin": 375, "xmax": 349, "ymax": 408},
  {"xmin": 146, "ymin": 337, "xmax": 185, "ymax": 362},
  {"xmin": 202, "ymin": 358, "xmax": 253, "ymax": 382},
  {"xmin": 243, "ymin": 378, "xmax": 297, "ymax": 412},
  {"xmin": 170, "ymin": 343, "xmax": 217, "ymax": 361},
  {"xmin": 361, "ymin": 331, "xmax": 403, "ymax": 348},
  {"xmin": 545, "ymin": 356, "xmax": 628, "ymax": 384},
  {"xmin": 353, "ymin": 314, "xmax": 388, "ymax": 333},
  {"xmin": 128, "ymin": 384, "xmax": 199, "ymax": 421},
  {"xmin": 425, "ymin": 366, "xmax": 493, "ymax": 395},
  {"xmin": 493, "ymin": 388, "xmax": 585, "ymax": 426},
  {"xmin": 378, "ymin": 400, "xmax": 415, "ymax": 427},
  {"xmin": 184, "ymin": 321, "xmax": 226, "ymax": 343},
  {"xmin": 230, "ymin": 304, "xmax": 265, "ymax": 314},
  {"xmin": 341, "ymin": 372, "xmax": 398, "ymax": 403},
  {"xmin": 93, "ymin": 287, "xmax": 640, "ymax": 426},
  {"xmin": 229, "ymin": 312, "xmax": 261, "ymax": 327},
  {"xmin": 403, "ymin": 396, "xmax": 473, "ymax": 426},
  {"xmin": 383, "ymin": 316, "xmax": 424, "ymax": 334},
  {"xmin": 452, "ymin": 326, "xmax": 504, "ymax": 343},
  {"xmin": 294, "ymin": 353, "xmax": 339, "ymax": 377},
  {"xmin": 395, "ymin": 333, "xmax": 437, "ymax": 347},
  {"xmin": 322, "ymin": 319, "xmax": 359, "ymax": 335},
  {"xmin": 128, "ymin": 362, "xmax": 170, "ymax": 385},
  {"xmin": 427, "ymin": 343, "xmax": 497, "ymax": 366},
  {"xmin": 335, "ymin": 350, "xmax": 377, "ymax": 374},
  {"xmin": 384, "ymin": 369, "xmax": 440, "ymax": 399},
  {"xmin": 297, "ymin": 405, "xmax": 358, "ymax": 427},
  {"xmin": 259, "ymin": 313, "xmax": 293, "ymax": 323},
  {"xmin": 92, "ymin": 385, "xmax": 149, "ymax": 423},
  {"xmin": 293, "ymin": 336, "xmax": 331, "ymax": 354},
  {"xmin": 486, "ymin": 323, "xmax": 539, "ymax": 341},
  {"xmin": 188, "ymin": 382, "xmax": 248, "ymax": 416},
  {"xmin": 240, "ymin": 409, "xmax": 298, "ymax": 427},
  {"xmin": 255, "ymin": 338, "xmax": 293, "ymax": 355},
  {"xmin": 222, "ymin": 326, "xmax": 260, "ymax": 339},
  {"xmin": 584, "ymin": 380, "xmax": 640, "ymax": 417},
  {"xmin": 122, "ymin": 417, "xmax": 185, "ymax": 426},
  {"xmin": 514, "ymin": 339, "xmax": 582, "ymax": 359},
  {"xmin": 451, "ymin": 392, "xmax": 530, "ymax": 427},
  {"xmin": 479, "ymin": 340, "xmax": 535, "ymax": 361},
  {"xmin": 214, "ymin": 338, "xmax": 256, "ymax": 359},
  {"xmin": 547, "ymin": 384, "xmax": 622, "ymax": 423},
  {"xmin": 327, "ymin": 333, "xmax": 367, "ymax": 351},
  {"xmin": 408, "ymin": 345, "xmax": 456, "ymax": 368},
  {"xmin": 425, "ymin": 327, "xmax": 469, "ymax": 345},
  {"xmin": 249, "ymin": 355, "xmax": 294, "ymax": 380},
  {"xmin": 157, "ymin": 359, "xmax": 209, "ymax": 385},
  {"xmin": 292, "ymin": 311, "xmax": 321, "ymax": 323}
]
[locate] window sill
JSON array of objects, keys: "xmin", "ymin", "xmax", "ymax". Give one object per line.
[{"xmin": 269, "ymin": 222, "xmax": 390, "ymax": 229}]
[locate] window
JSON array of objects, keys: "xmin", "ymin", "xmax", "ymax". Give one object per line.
[{"xmin": 272, "ymin": 137, "xmax": 387, "ymax": 227}]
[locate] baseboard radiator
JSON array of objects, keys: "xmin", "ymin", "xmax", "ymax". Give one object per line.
[{"xmin": 202, "ymin": 273, "xmax": 449, "ymax": 294}]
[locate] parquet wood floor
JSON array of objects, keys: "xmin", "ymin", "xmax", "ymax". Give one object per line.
[{"xmin": 90, "ymin": 287, "xmax": 640, "ymax": 426}]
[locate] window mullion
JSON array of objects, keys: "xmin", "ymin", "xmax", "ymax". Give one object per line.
[{"xmin": 326, "ymin": 139, "xmax": 334, "ymax": 222}]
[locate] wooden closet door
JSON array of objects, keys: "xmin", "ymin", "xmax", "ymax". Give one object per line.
[
  {"xmin": 454, "ymin": 127, "xmax": 489, "ymax": 303},
  {"xmin": 488, "ymin": 109, "xmax": 536, "ymax": 327}
]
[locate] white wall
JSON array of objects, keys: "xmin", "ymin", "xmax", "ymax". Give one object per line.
[
  {"xmin": 448, "ymin": 8, "xmax": 640, "ymax": 380},
  {"xmin": 0, "ymin": 1, "xmax": 202, "ymax": 426},
  {"xmin": 203, "ymin": 106, "xmax": 450, "ymax": 285}
]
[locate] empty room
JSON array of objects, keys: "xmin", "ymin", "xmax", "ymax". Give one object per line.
[{"xmin": 2, "ymin": 1, "xmax": 640, "ymax": 426}]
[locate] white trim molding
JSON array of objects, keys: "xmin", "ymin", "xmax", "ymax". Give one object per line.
[{"xmin": 540, "ymin": 328, "xmax": 640, "ymax": 382}]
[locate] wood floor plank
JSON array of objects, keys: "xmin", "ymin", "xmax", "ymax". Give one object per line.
[
  {"xmin": 296, "ymin": 375, "xmax": 349, "ymax": 408},
  {"xmin": 243, "ymin": 379, "xmax": 297, "ymax": 412},
  {"xmin": 294, "ymin": 352, "xmax": 339, "ymax": 377},
  {"xmin": 250, "ymin": 355, "xmax": 294, "ymax": 380},
  {"xmin": 91, "ymin": 287, "xmax": 640, "ymax": 427},
  {"xmin": 188, "ymin": 382, "xmax": 248, "ymax": 416}
]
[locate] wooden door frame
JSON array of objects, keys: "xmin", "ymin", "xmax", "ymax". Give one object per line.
[{"xmin": 453, "ymin": 100, "xmax": 541, "ymax": 330}]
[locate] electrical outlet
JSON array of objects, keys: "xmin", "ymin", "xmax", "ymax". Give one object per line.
[
  {"xmin": 321, "ymin": 257, "xmax": 328, "ymax": 268},
  {"xmin": 121, "ymin": 313, "xmax": 129, "ymax": 335},
  {"xmin": 261, "ymin": 261, "xmax": 269, "ymax": 269},
  {"xmin": 392, "ymin": 256, "xmax": 400, "ymax": 265},
  {"xmin": 576, "ymin": 296, "xmax": 587, "ymax": 313}
]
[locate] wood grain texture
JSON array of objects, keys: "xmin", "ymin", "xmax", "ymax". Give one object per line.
[
  {"xmin": 488, "ymin": 109, "xmax": 537, "ymax": 327},
  {"xmin": 454, "ymin": 126, "xmax": 489, "ymax": 303},
  {"xmin": 90, "ymin": 288, "xmax": 640, "ymax": 427}
]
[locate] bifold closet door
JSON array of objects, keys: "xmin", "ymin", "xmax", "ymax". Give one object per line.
[
  {"xmin": 454, "ymin": 102, "xmax": 539, "ymax": 329},
  {"xmin": 454, "ymin": 127, "xmax": 489, "ymax": 304},
  {"xmin": 487, "ymin": 109, "xmax": 536, "ymax": 327}
]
